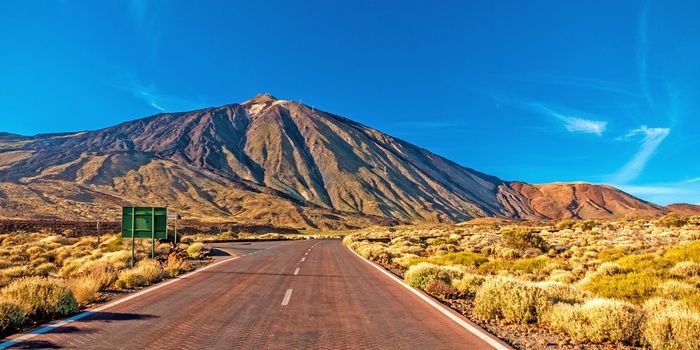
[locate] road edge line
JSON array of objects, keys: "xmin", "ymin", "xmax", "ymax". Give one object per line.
[
  {"xmin": 347, "ymin": 245, "xmax": 512, "ymax": 350},
  {"xmin": 0, "ymin": 256, "xmax": 240, "ymax": 349}
]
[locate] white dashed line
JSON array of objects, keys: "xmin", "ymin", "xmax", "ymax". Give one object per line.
[
  {"xmin": 301, "ymin": 257, "xmax": 306, "ymax": 262},
  {"xmin": 281, "ymin": 289, "xmax": 293, "ymax": 306},
  {"xmin": 294, "ymin": 267, "xmax": 300, "ymax": 275}
]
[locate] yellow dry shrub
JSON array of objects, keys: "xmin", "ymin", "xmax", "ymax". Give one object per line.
[
  {"xmin": 163, "ymin": 254, "xmax": 189, "ymax": 277},
  {"xmin": 99, "ymin": 250, "xmax": 131, "ymax": 270},
  {"xmin": 474, "ymin": 277, "xmax": 551, "ymax": 324},
  {"xmin": 542, "ymin": 298, "xmax": 644, "ymax": 345},
  {"xmin": 669, "ymin": 261, "xmax": 700, "ymax": 278},
  {"xmin": 536, "ymin": 281, "xmax": 592, "ymax": 304},
  {"xmin": 643, "ymin": 298, "xmax": 700, "ymax": 350},
  {"xmin": 596, "ymin": 262, "xmax": 627, "ymax": 276},
  {"xmin": 1, "ymin": 277, "xmax": 78, "ymax": 319},
  {"xmin": 113, "ymin": 258, "xmax": 163, "ymax": 289},
  {"xmin": 69, "ymin": 261, "xmax": 118, "ymax": 304},
  {"xmin": 656, "ymin": 281, "xmax": 698, "ymax": 300}
]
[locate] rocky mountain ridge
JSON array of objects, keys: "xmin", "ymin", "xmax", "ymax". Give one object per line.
[{"xmin": 0, "ymin": 94, "xmax": 681, "ymax": 229}]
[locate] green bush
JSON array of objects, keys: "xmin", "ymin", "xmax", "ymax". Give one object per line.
[
  {"xmin": 431, "ymin": 251, "xmax": 489, "ymax": 268},
  {"xmin": 452, "ymin": 274, "xmax": 487, "ymax": 294},
  {"xmin": 657, "ymin": 212, "xmax": 689, "ymax": 228},
  {"xmin": 186, "ymin": 242, "xmax": 205, "ymax": 259},
  {"xmin": 2, "ymin": 277, "xmax": 78, "ymax": 319},
  {"xmin": 404, "ymin": 263, "xmax": 452, "ymax": 290},
  {"xmin": 581, "ymin": 271, "xmax": 661, "ymax": 304},
  {"xmin": 665, "ymin": 241, "xmax": 700, "ymax": 264},
  {"xmin": 474, "ymin": 277, "xmax": 551, "ymax": 324},
  {"xmin": 556, "ymin": 220, "xmax": 576, "ymax": 230},
  {"xmin": 500, "ymin": 228, "xmax": 548, "ymax": 252},
  {"xmin": 0, "ymin": 301, "xmax": 27, "ymax": 332}
]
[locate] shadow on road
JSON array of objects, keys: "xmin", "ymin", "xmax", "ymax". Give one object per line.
[
  {"xmin": 77, "ymin": 312, "xmax": 159, "ymax": 323},
  {"xmin": 9, "ymin": 340, "xmax": 61, "ymax": 349}
]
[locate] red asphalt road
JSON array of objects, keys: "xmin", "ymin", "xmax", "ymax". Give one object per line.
[{"xmin": 2, "ymin": 239, "xmax": 512, "ymax": 349}]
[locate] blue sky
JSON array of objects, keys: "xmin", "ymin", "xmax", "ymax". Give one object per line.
[{"xmin": 1, "ymin": 1, "xmax": 699, "ymax": 205}]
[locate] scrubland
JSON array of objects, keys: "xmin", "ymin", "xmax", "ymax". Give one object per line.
[
  {"xmin": 0, "ymin": 232, "xmax": 201, "ymax": 336},
  {"xmin": 345, "ymin": 213, "xmax": 700, "ymax": 349}
]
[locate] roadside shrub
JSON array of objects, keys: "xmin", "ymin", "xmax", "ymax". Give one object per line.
[
  {"xmin": 0, "ymin": 301, "xmax": 26, "ymax": 332},
  {"xmin": 404, "ymin": 263, "xmax": 452, "ymax": 290},
  {"xmin": 186, "ymin": 242, "xmax": 205, "ymax": 259},
  {"xmin": 452, "ymin": 274, "xmax": 487, "ymax": 294},
  {"xmin": 163, "ymin": 254, "xmax": 190, "ymax": 277},
  {"xmin": 114, "ymin": 270, "xmax": 147, "ymax": 289},
  {"xmin": 425, "ymin": 279, "xmax": 457, "ymax": 299},
  {"xmin": 69, "ymin": 261, "xmax": 118, "ymax": 304},
  {"xmin": 134, "ymin": 259, "xmax": 164, "ymax": 284},
  {"xmin": 670, "ymin": 261, "xmax": 700, "ymax": 278},
  {"xmin": 2, "ymin": 277, "xmax": 78, "ymax": 319},
  {"xmin": 474, "ymin": 277, "xmax": 551, "ymax": 324},
  {"xmin": 543, "ymin": 298, "xmax": 645, "ymax": 345},
  {"xmin": 98, "ymin": 235, "xmax": 122, "ymax": 252}
]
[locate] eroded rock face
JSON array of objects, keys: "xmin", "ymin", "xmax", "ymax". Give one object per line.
[{"xmin": 0, "ymin": 94, "xmax": 672, "ymax": 228}]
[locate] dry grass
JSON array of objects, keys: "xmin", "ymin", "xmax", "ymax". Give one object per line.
[
  {"xmin": 346, "ymin": 213, "xmax": 700, "ymax": 348},
  {"xmin": 0, "ymin": 231, "xmax": 204, "ymax": 333}
]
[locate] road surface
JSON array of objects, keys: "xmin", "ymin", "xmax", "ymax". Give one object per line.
[{"xmin": 1, "ymin": 239, "xmax": 511, "ymax": 349}]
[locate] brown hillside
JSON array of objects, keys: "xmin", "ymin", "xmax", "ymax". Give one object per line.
[
  {"xmin": 0, "ymin": 94, "xmax": 671, "ymax": 228},
  {"xmin": 665, "ymin": 203, "xmax": 700, "ymax": 216}
]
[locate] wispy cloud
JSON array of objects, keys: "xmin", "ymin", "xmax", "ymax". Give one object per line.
[
  {"xmin": 529, "ymin": 103, "xmax": 607, "ymax": 135},
  {"xmin": 614, "ymin": 126, "xmax": 670, "ymax": 183},
  {"xmin": 113, "ymin": 75, "xmax": 205, "ymax": 113},
  {"xmin": 685, "ymin": 177, "xmax": 700, "ymax": 183}
]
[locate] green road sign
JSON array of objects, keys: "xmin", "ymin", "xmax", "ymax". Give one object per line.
[{"xmin": 122, "ymin": 207, "xmax": 167, "ymax": 239}]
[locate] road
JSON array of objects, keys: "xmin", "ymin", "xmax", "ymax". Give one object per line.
[{"xmin": 2, "ymin": 239, "xmax": 511, "ymax": 349}]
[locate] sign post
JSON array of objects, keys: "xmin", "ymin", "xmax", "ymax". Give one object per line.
[{"xmin": 122, "ymin": 207, "xmax": 167, "ymax": 268}]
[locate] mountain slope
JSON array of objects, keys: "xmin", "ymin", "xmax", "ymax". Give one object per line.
[{"xmin": 0, "ymin": 94, "xmax": 672, "ymax": 228}]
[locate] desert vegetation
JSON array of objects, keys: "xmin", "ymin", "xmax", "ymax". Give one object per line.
[
  {"xmin": 0, "ymin": 231, "xmax": 201, "ymax": 336},
  {"xmin": 345, "ymin": 213, "xmax": 700, "ymax": 349}
]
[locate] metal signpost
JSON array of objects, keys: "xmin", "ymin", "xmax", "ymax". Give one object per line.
[
  {"xmin": 167, "ymin": 213, "xmax": 181, "ymax": 244},
  {"xmin": 122, "ymin": 207, "xmax": 167, "ymax": 268}
]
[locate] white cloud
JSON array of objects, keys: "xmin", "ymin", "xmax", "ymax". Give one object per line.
[
  {"xmin": 529, "ymin": 103, "xmax": 607, "ymax": 136},
  {"xmin": 685, "ymin": 177, "xmax": 700, "ymax": 183},
  {"xmin": 614, "ymin": 126, "xmax": 670, "ymax": 183}
]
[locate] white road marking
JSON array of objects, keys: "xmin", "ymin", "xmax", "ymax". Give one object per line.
[
  {"xmin": 301, "ymin": 257, "xmax": 306, "ymax": 262},
  {"xmin": 294, "ymin": 267, "xmax": 300, "ymax": 275},
  {"xmin": 347, "ymin": 246, "xmax": 512, "ymax": 350},
  {"xmin": 0, "ymin": 255, "xmax": 242, "ymax": 349},
  {"xmin": 281, "ymin": 289, "xmax": 293, "ymax": 306}
]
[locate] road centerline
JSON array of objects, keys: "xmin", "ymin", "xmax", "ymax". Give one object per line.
[{"xmin": 281, "ymin": 289, "xmax": 293, "ymax": 306}]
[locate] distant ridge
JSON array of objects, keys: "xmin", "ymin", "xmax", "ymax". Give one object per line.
[{"xmin": 0, "ymin": 94, "xmax": 676, "ymax": 229}]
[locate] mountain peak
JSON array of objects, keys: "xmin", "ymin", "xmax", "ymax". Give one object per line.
[{"xmin": 244, "ymin": 93, "xmax": 279, "ymax": 105}]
